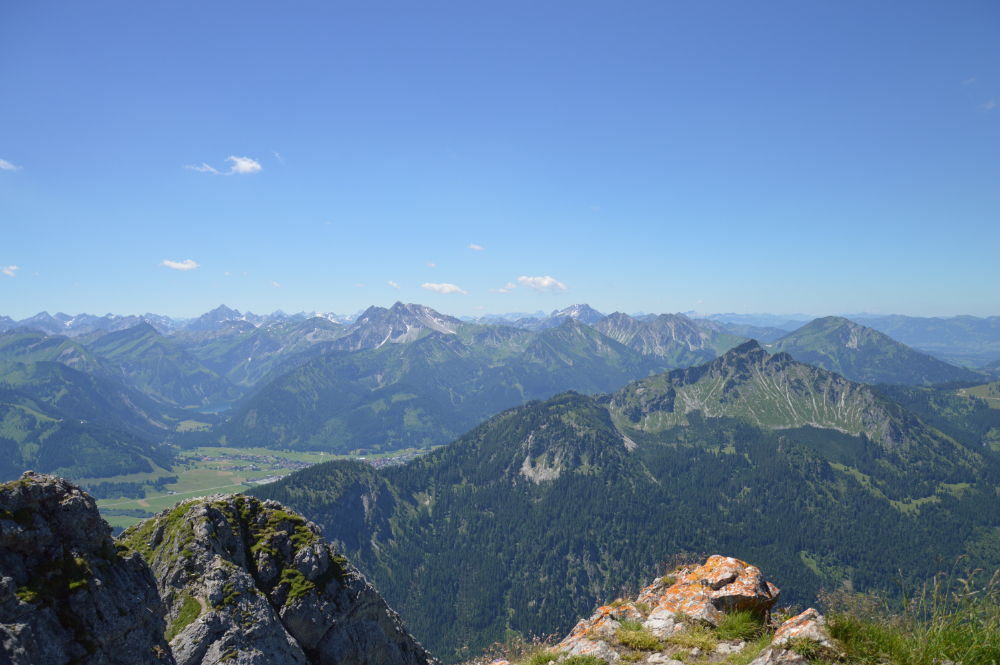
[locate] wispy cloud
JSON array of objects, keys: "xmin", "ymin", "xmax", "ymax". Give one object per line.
[
  {"xmin": 427, "ymin": 262, "xmax": 436, "ymax": 267},
  {"xmin": 273, "ymin": 151, "xmax": 284, "ymax": 164},
  {"xmin": 160, "ymin": 259, "xmax": 200, "ymax": 271},
  {"xmin": 225, "ymin": 271, "xmax": 231, "ymax": 276},
  {"xmin": 978, "ymin": 100, "xmax": 996, "ymax": 112},
  {"xmin": 0, "ymin": 159, "xmax": 22, "ymax": 171},
  {"xmin": 184, "ymin": 156, "xmax": 262, "ymax": 175},
  {"xmin": 489, "ymin": 282, "xmax": 518, "ymax": 294},
  {"xmin": 389, "ymin": 280, "xmax": 402, "ymax": 290},
  {"xmin": 2, "ymin": 266, "xmax": 18, "ymax": 277},
  {"xmin": 272, "ymin": 281, "xmax": 281, "ymax": 288},
  {"xmin": 422, "ymin": 283, "xmax": 468, "ymax": 294},
  {"xmin": 964, "ymin": 78, "xmax": 977, "ymax": 86},
  {"xmin": 518, "ymin": 275, "xmax": 568, "ymax": 292},
  {"xmin": 468, "ymin": 243, "xmax": 484, "ymax": 250}
]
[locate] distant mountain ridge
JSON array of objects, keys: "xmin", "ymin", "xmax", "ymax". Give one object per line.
[{"xmin": 763, "ymin": 317, "xmax": 983, "ymax": 385}]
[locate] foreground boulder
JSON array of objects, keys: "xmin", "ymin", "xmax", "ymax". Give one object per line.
[
  {"xmin": 550, "ymin": 555, "xmax": 811, "ymax": 664},
  {"xmin": 120, "ymin": 494, "xmax": 439, "ymax": 665},
  {"xmin": 0, "ymin": 472, "xmax": 174, "ymax": 665},
  {"xmin": 638, "ymin": 555, "xmax": 780, "ymax": 636}
]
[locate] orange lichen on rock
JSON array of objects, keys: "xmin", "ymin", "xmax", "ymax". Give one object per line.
[
  {"xmin": 549, "ymin": 601, "xmax": 641, "ymax": 661},
  {"xmin": 641, "ymin": 555, "xmax": 780, "ymax": 633},
  {"xmin": 771, "ymin": 608, "xmax": 833, "ymax": 649}
]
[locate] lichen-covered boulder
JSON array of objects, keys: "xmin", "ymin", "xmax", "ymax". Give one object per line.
[
  {"xmin": 771, "ymin": 608, "xmax": 833, "ymax": 649},
  {"xmin": 120, "ymin": 494, "xmax": 438, "ymax": 665},
  {"xmin": 639, "ymin": 555, "xmax": 780, "ymax": 634},
  {"xmin": 0, "ymin": 472, "xmax": 174, "ymax": 665},
  {"xmin": 548, "ymin": 601, "xmax": 641, "ymax": 661}
]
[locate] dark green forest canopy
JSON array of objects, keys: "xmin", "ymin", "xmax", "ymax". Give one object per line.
[{"xmin": 252, "ymin": 390, "xmax": 1000, "ymax": 662}]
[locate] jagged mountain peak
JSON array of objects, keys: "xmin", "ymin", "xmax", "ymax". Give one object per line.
[{"xmin": 550, "ymin": 303, "xmax": 606, "ymax": 325}]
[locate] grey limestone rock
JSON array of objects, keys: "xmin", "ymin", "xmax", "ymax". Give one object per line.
[
  {"xmin": 0, "ymin": 471, "xmax": 174, "ymax": 665},
  {"xmin": 120, "ymin": 493, "xmax": 438, "ymax": 665}
]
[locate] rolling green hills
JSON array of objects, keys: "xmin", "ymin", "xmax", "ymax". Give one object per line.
[
  {"xmin": 763, "ymin": 316, "xmax": 984, "ymax": 385},
  {"xmin": 252, "ymin": 343, "xmax": 1000, "ymax": 661}
]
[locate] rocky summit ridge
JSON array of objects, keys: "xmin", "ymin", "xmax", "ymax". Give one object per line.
[{"xmin": 0, "ymin": 473, "xmax": 437, "ymax": 665}]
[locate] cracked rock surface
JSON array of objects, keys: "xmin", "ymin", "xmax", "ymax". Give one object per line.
[
  {"xmin": 120, "ymin": 493, "xmax": 439, "ymax": 665},
  {"xmin": 0, "ymin": 472, "xmax": 174, "ymax": 665}
]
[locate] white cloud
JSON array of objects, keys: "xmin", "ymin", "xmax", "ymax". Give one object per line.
[
  {"xmin": 518, "ymin": 275, "xmax": 568, "ymax": 292},
  {"xmin": 272, "ymin": 281, "xmax": 281, "ymax": 288},
  {"xmin": 225, "ymin": 271, "xmax": 231, "ymax": 275},
  {"xmin": 0, "ymin": 159, "xmax": 22, "ymax": 171},
  {"xmin": 160, "ymin": 259, "xmax": 200, "ymax": 271},
  {"xmin": 964, "ymin": 78, "xmax": 977, "ymax": 86},
  {"xmin": 2, "ymin": 266, "xmax": 18, "ymax": 277},
  {"xmin": 389, "ymin": 280, "xmax": 402, "ymax": 290},
  {"xmin": 422, "ymin": 282, "xmax": 467, "ymax": 294},
  {"xmin": 228, "ymin": 156, "xmax": 262, "ymax": 174},
  {"xmin": 427, "ymin": 262, "xmax": 436, "ymax": 267},
  {"xmin": 273, "ymin": 151, "xmax": 284, "ymax": 164},
  {"xmin": 468, "ymin": 243, "xmax": 484, "ymax": 250},
  {"xmin": 184, "ymin": 156, "xmax": 262, "ymax": 175},
  {"xmin": 489, "ymin": 282, "xmax": 518, "ymax": 294},
  {"xmin": 978, "ymin": 100, "xmax": 996, "ymax": 112},
  {"xmin": 355, "ymin": 283, "xmax": 364, "ymax": 287},
  {"xmin": 476, "ymin": 306, "xmax": 484, "ymax": 310}
]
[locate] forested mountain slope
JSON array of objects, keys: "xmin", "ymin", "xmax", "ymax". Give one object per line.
[
  {"xmin": 84, "ymin": 323, "xmax": 241, "ymax": 407},
  {"xmin": 763, "ymin": 316, "xmax": 983, "ymax": 385},
  {"xmin": 221, "ymin": 319, "xmax": 667, "ymax": 453},
  {"xmin": 0, "ymin": 376, "xmax": 175, "ymax": 482},
  {"xmin": 170, "ymin": 317, "xmax": 344, "ymax": 387},
  {"xmin": 252, "ymin": 344, "xmax": 1000, "ymax": 662}
]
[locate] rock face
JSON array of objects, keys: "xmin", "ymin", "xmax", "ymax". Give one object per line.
[
  {"xmin": 120, "ymin": 493, "xmax": 438, "ymax": 665},
  {"xmin": 0, "ymin": 472, "xmax": 174, "ymax": 665}
]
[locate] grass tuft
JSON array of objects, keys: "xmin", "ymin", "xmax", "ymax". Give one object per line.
[
  {"xmin": 666, "ymin": 623, "xmax": 718, "ymax": 651},
  {"xmin": 716, "ymin": 610, "xmax": 764, "ymax": 642},
  {"xmin": 821, "ymin": 559, "xmax": 1000, "ymax": 665}
]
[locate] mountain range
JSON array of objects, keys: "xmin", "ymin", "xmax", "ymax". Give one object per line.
[
  {"xmin": 1, "ymin": 302, "xmax": 992, "ymax": 480},
  {"xmin": 252, "ymin": 341, "xmax": 1000, "ymax": 661}
]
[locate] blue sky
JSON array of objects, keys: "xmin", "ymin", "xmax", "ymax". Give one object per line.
[{"xmin": 1, "ymin": 1, "xmax": 998, "ymax": 321}]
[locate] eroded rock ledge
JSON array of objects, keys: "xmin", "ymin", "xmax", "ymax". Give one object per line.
[{"xmin": 119, "ymin": 493, "xmax": 440, "ymax": 665}]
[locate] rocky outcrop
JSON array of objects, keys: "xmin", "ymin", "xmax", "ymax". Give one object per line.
[
  {"xmin": 549, "ymin": 555, "xmax": 835, "ymax": 664},
  {"xmin": 637, "ymin": 555, "xmax": 780, "ymax": 634},
  {"xmin": 0, "ymin": 472, "xmax": 174, "ymax": 665},
  {"xmin": 120, "ymin": 493, "xmax": 438, "ymax": 665}
]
